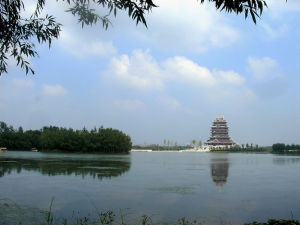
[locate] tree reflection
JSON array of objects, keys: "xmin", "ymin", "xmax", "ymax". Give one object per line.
[
  {"xmin": 0, "ymin": 156, "xmax": 131, "ymax": 180},
  {"xmin": 210, "ymin": 156, "xmax": 229, "ymax": 188},
  {"xmin": 273, "ymin": 157, "xmax": 300, "ymax": 165}
]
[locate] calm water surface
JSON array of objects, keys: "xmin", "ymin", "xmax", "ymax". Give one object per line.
[{"xmin": 1, "ymin": 151, "xmax": 300, "ymax": 224}]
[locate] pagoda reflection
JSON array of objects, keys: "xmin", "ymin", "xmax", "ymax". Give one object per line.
[{"xmin": 210, "ymin": 156, "xmax": 229, "ymax": 188}]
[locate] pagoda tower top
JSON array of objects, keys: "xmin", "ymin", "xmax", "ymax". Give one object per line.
[{"xmin": 214, "ymin": 115, "xmax": 225, "ymax": 122}]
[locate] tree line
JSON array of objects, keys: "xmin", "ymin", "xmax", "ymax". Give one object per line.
[
  {"xmin": 132, "ymin": 144, "xmax": 189, "ymax": 151},
  {"xmin": 272, "ymin": 143, "xmax": 300, "ymax": 153},
  {"xmin": 210, "ymin": 144, "xmax": 270, "ymax": 152},
  {"xmin": 0, "ymin": 121, "xmax": 132, "ymax": 153}
]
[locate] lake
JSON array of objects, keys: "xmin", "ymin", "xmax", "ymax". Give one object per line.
[{"xmin": 1, "ymin": 151, "xmax": 300, "ymax": 224}]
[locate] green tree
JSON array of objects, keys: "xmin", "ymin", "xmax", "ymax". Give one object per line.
[
  {"xmin": 0, "ymin": 121, "xmax": 131, "ymax": 153},
  {"xmin": 272, "ymin": 143, "xmax": 286, "ymax": 153},
  {"xmin": 191, "ymin": 139, "xmax": 196, "ymax": 147},
  {"xmin": 198, "ymin": 140, "xmax": 202, "ymax": 148},
  {"xmin": 1, "ymin": 0, "xmax": 273, "ymax": 75}
]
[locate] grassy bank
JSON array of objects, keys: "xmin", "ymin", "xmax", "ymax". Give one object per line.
[{"xmin": 1, "ymin": 201, "xmax": 299, "ymax": 225}]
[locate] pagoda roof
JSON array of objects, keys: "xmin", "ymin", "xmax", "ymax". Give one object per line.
[{"xmin": 214, "ymin": 115, "xmax": 226, "ymax": 122}]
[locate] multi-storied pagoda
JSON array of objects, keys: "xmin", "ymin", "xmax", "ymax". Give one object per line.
[{"xmin": 206, "ymin": 116, "xmax": 235, "ymax": 146}]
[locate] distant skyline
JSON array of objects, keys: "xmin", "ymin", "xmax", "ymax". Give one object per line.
[{"xmin": 1, "ymin": 0, "xmax": 300, "ymax": 145}]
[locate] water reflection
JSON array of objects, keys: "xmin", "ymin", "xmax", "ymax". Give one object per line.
[
  {"xmin": 0, "ymin": 155, "xmax": 131, "ymax": 179},
  {"xmin": 273, "ymin": 157, "xmax": 300, "ymax": 165},
  {"xmin": 210, "ymin": 156, "xmax": 229, "ymax": 188}
]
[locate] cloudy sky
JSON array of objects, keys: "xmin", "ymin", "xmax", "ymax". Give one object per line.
[{"xmin": 1, "ymin": 0, "xmax": 300, "ymax": 146}]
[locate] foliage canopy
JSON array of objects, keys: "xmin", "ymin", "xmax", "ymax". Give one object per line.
[
  {"xmin": 272, "ymin": 143, "xmax": 300, "ymax": 153},
  {"xmin": 0, "ymin": 0, "xmax": 280, "ymax": 75},
  {"xmin": 0, "ymin": 121, "xmax": 132, "ymax": 153}
]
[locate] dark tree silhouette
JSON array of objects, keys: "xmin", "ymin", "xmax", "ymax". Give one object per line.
[{"xmin": 0, "ymin": 121, "xmax": 132, "ymax": 153}]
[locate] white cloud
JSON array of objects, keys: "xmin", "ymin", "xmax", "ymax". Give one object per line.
[
  {"xmin": 12, "ymin": 78, "xmax": 34, "ymax": 88},
  {"xmin": 43, "ymin": 84, "xmax": 68, "ymax": 97},
  {"xmin": 131, "ymin": 0, "xmax": 241, "ymax": 52},
  {"xmin": 267, "ymin": 0, "xmax": 300, "ymax": 17},
  {"xmin": 22, "ymin": 0, "xmax": 38, "ymax": 18},
  {"xmin": 14, "ymin": 1, "xmax": 119, "ymax": 62},
  {"xmin": 59, "ymin": 29, "xmax": 117, "ymax": 58},
  {"xmin": 113, "ymin": 99, "xmax": 145, "ymax": 111},
  {"xmin": 247, "ymin": 57, "xmax": 287, "ymax": 99},
  {"xmin": 247, "ymin": 57, "xmax": 283, "ymax": 82},
  {"xmin": 23, "ymin": 0, "xmax": 117, "ymax": 58},
  {"xmin": 105, "ymin": 50, "xmax": 164, "ymax": 91},
  {"xmin": 104, "ymin": 50, "xmax": 254, "ymax": 104},
  {"xmin": 215, "ymin": 70, "xmax": 245, "ymax": 86},
  {"xmin": 260, "ymin": 22, "xmax": 288, "ymax": 39},
  {"xmin": 164, "ymin": 57, "xmax": 217, "ymax": 87},
  {"xmin": 158, "ymin": 96, "xmax": 200, "ymax": 116},
  {"xmin": 159, "ymin": 96, "xmax": 181, "ymax": 111},
  {"xmin": 22, "ymin": 0, "xmax": 241, "ymax": 56},
  {"xmin": 106, "ymin": 52, "xmax": 246, "ymax": 92},
  {"xmin": 164, "ymin": 56, "xmax": 245, "ymax": 87}
]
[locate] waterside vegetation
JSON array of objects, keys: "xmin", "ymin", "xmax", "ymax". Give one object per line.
[
  {"xmin": 272, "ymin": 143, "xmax": 300, "ymax": 154},
  {"xmin": 132, "ymin": 144, "xmax": 190, "ymax": 151},
  {"xmin": 245, "ymin": 219, "xmax": 300, "ymax": 225},
  {"xmin": 133, "ymin": 139, "xmax": 204, "ymax": 151},
  {"xmin": 1, "ymin": 202, "xmax": 299, "ymax": 225},
  {"xmin": 210, "ymin": 144, "xmax": 271, "ymax": 152},
  {"xmin": 133, "ymin": 143, "xmax": 271, "ymax": 152},
  {"xmin": 0, "ymin": 121, "xmax": 132, "ymax": 153}
]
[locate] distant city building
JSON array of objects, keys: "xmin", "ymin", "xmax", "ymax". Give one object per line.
[{"xmin": 206, "ymin": 116, "xmax": 235, "ymax": 146}]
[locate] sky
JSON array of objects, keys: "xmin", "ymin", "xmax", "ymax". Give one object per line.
[{"xmin": 1, "ymin": 0, "xmax": 300, "ymax": 146}]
